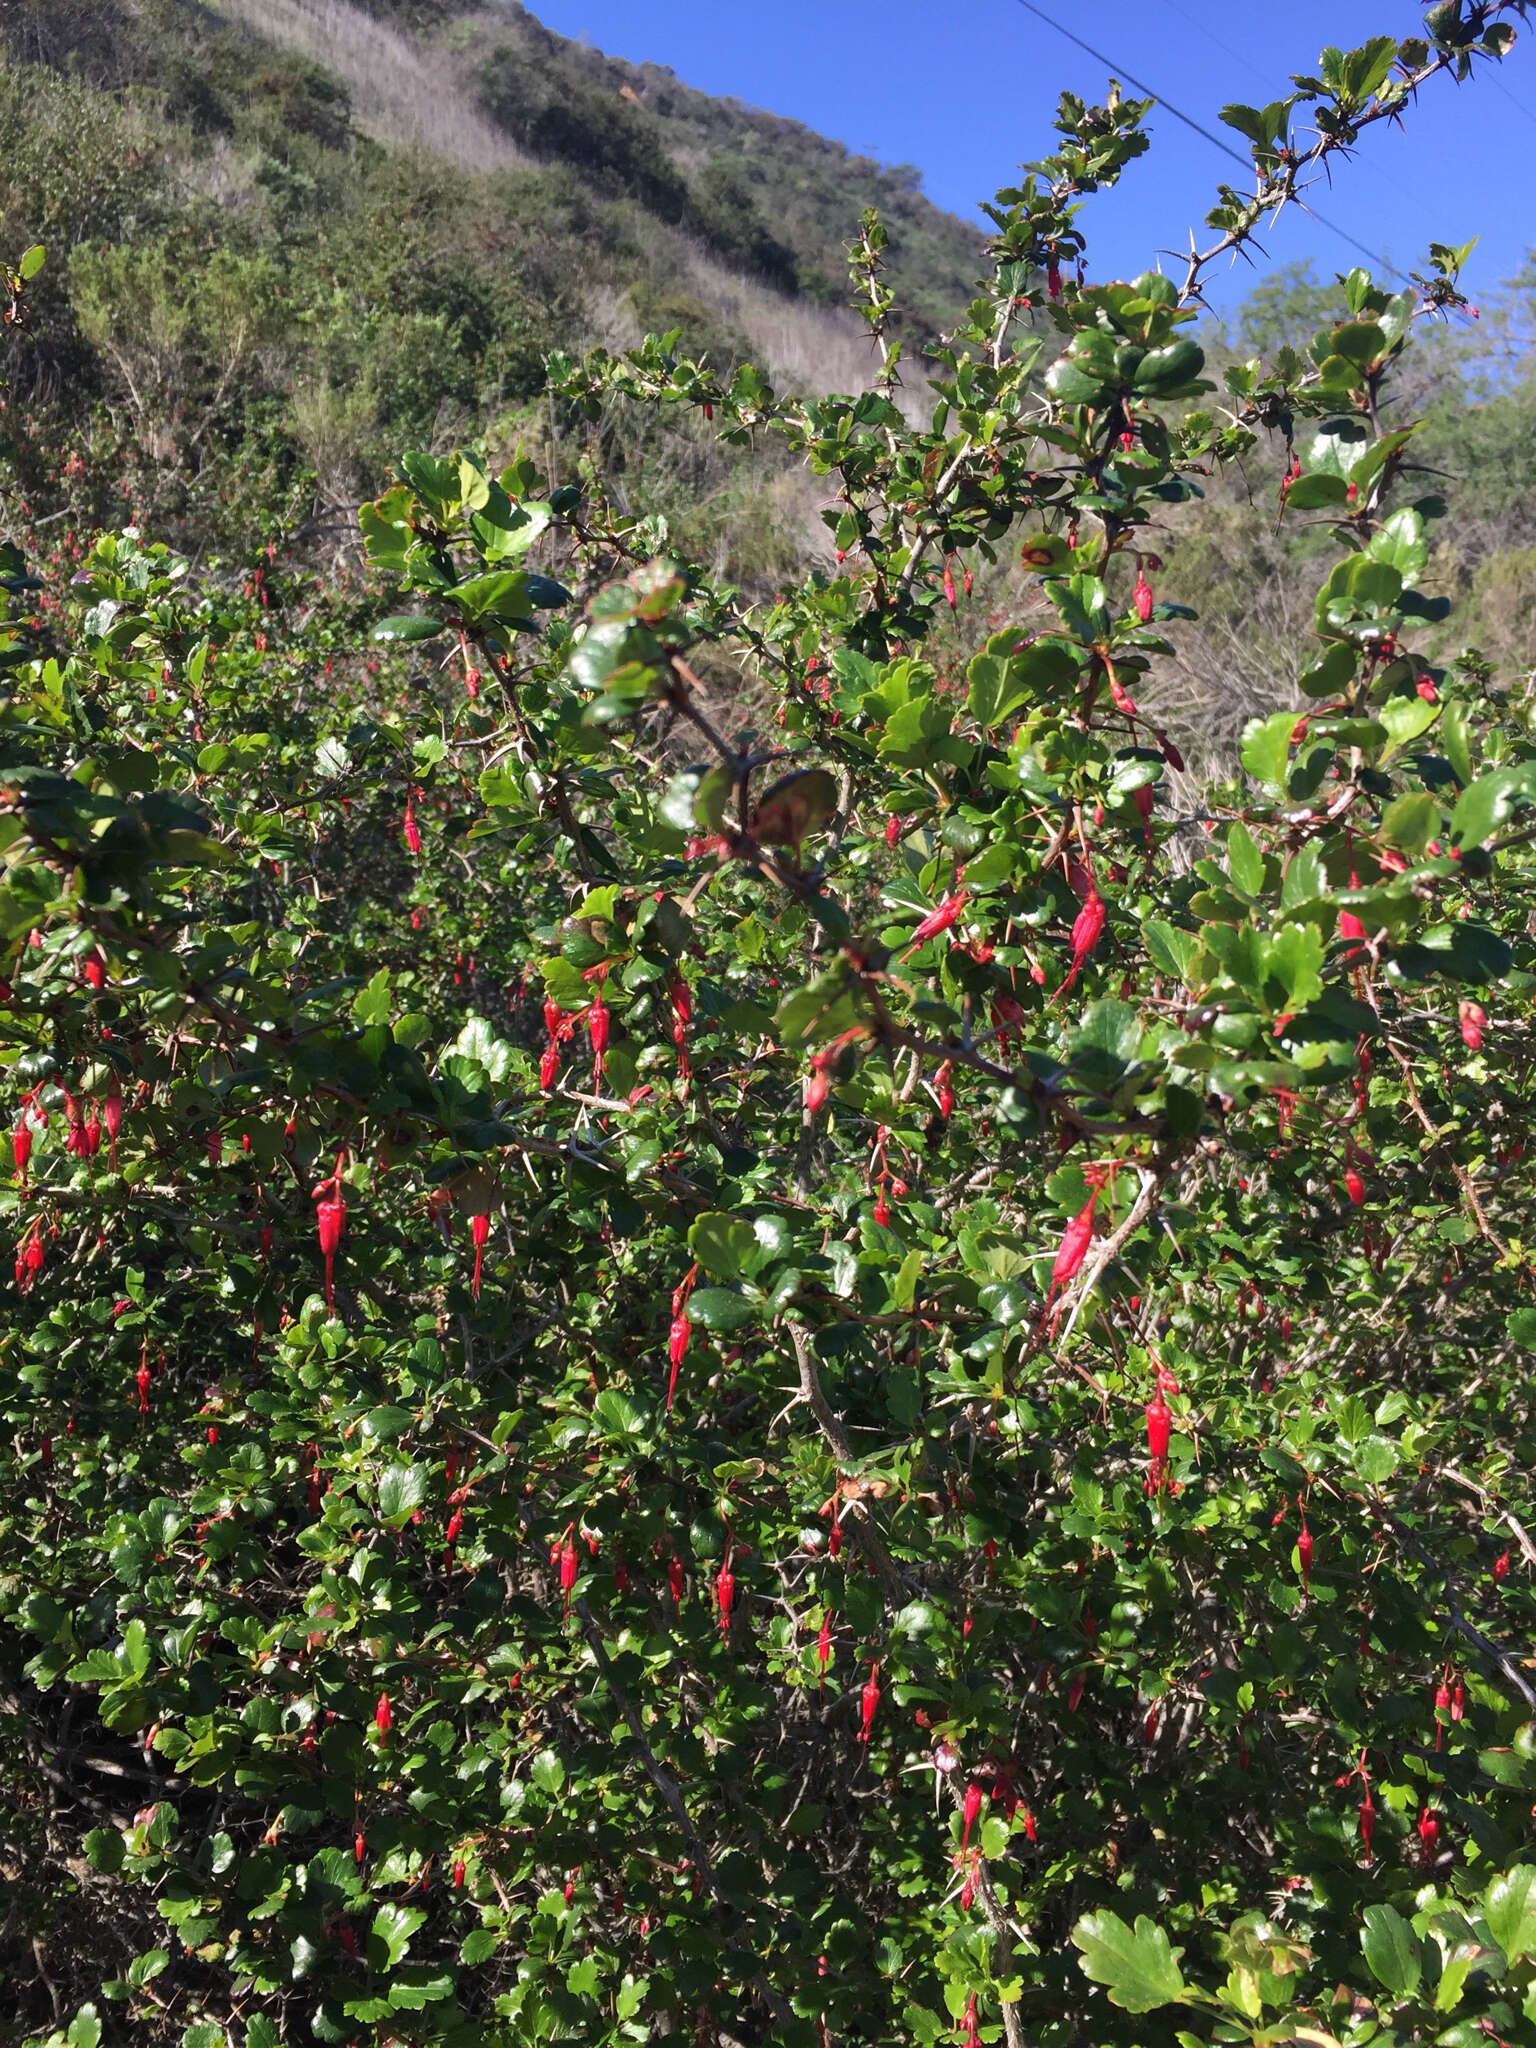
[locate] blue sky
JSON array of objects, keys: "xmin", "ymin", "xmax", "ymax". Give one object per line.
[{"xmin": 517, "ymin": 0, "xmax": 1536, "ymax": 313}]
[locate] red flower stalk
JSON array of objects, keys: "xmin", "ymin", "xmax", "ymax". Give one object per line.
[
  {"xmin": 469, "ymin": 1212, "xmax": 490, "ymax": 1299},
  {"xmin": 858, "ymin": 1661, "xmax": 881, "ymax": 1744},
  {"xmin": 1052, "ymin": 886, "xmax": 1105, "ymax": 1002},
  {"xmin": 375, "ymin": 1693, "xmax": 392, "ymax": 1736},
  {"xmin": 960, "ymin": 1779, "xmax": 984, "ymax": 1853}
]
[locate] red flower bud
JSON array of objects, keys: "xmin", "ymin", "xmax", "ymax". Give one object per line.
[
  {"xmin": 375, "ymin": 1693, "xmax": 392, "ymax": 1735},
  {"xmin": 469, "ymin": 1211, "xmax": 490, "ymax": 1299}
]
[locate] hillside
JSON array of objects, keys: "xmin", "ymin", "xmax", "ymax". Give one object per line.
[{"xmin": 0, "ymin": 0, "xmax": 987, "ymax": 582}]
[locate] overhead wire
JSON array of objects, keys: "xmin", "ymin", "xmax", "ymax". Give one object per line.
[{"xmin": 1007, "ymin": 0, "xmax": 1409, "ymax": 285}]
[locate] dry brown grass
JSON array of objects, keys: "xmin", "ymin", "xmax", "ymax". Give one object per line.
[{"xmin": 209, "ymin": 0, "xmax": 529, "ymax": 172}]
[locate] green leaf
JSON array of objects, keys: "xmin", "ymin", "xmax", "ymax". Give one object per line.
[
  {"xmin": 1284, "ymin": 473, "xmax": 1349, "ymax": 511},
  {"xmin": 1360, "ymin": 1903, "xmax": 1421, "ymax": 1996},
  {"xmin": 1485, "ymin": 1865, "xmax": 1536, "ymax": 1964},
  {"xmin": 687, "ymin": 1287, "xmax": 759, "ymax": 1332},
  {"xmin": 530, "ymin": 1749, "xmax": 566, "ymax": 1795},
  {"xmin": 1450, "ymin": 764, "xmax": 1536, "ymax": 849},
  {"xmin": 968, "ymin": 638, "xmax": 1078, "ymax": 728},
  {"xmin": 378, "ymin": 1462, "xmax": 430, "ymax": 1527},
  {"xmin": 1241, "ymin": 711, "xmax": 1297, "ymax": 790},
  {"xmin": 1073, "ymin": 1911, "xmax": 1188, "ymax": 2012},
  {"xmin": 1226, "ymin": 823, "xmax": 1264, "ymax": 897},
  {"xmin": 372, "ymin": 614, "xmax": 446, "ymax": 645},
  {"xmin": 18, "ymin": 244, "xmax": 45, "ymax": 280},
  {"xmin": 689, "ymin": 1212, "xmax": 759, "ymax": 1281},
  {"xmin": 370, "ymin": 1902, "xmax": 427, "ymax": 1970}
]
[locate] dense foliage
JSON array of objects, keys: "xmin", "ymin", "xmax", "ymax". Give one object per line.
[{"xmin": 6, "ymin": 6, "xmax": 1536, "ymax": 2047}]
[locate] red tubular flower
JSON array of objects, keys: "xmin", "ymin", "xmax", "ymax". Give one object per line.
[
  {"xmin": 1345, "ymin": 1167, "xmax": 1366, "ymax": 1207},
  {"xmin": 716, "ymin": 1555, "xmax": 736, "ymax": 1634},
  {"xmin": 403, "ymin": 793, "xmax": 422, "ymax": 856},
  {"xmin": 816, "ymin": 1611, "xmax": 833, "ymax": 1688},
  {"xmin": 1052, "ymin": 887, "xmax": 1105, "ymax": 1002},
  {"xmin": 1296, "ymin": 1515, "xmax": 1314, "ymax": 1599},
  {"xmin": 587, "ymin": 993, "xmax": 610, "ymax": 1077},
  {"xmin": 1417, "ymin": 1806, "xmax": 1439, "ymax": 1863},
  {"xmin": 1145, "ymin": 1392, "xmax": 1172, "ymax": 1463},
  {"xmin": 1460, "ymin": 1000, "xmax": 1486, "ymax": 1051},
  {"xmin": 81, "ymin": 949, "xmax": 106, "ymax": 991},
  {"xmin": 943, "ymin": 557, "xmax": 957, "ymax": 610},
  {"xmin": 1133, "ymin": 570, "xmax": 1154, "ymax": 623},
  {"xmin": 354, "ymin": 1829, "xmax": 366, "ymax": 1865},
  {"xmin": 375, "ymin": 1693, "xmax": 392, "ymax": 1736},
  {"xmin": 1495, "ymin": 1548, "xmax": 1512, "ymax": 1582},
  {"xmin": 960, "ymin": 1779, "xmax": 984, "ymax": 1853},
  {"xmin": 136, "ymin": 1360, "xmax": 151, "ymax": 1415},
  {"xmin": 316, "ymin": 1193, "xmax": 346, "ymax": 1310},
  {"xmin": 1044, "ymin": 1189, "xmax": 1099, "ymax": 1322},
  {"xmin": 454, "ymin": 1858, "xmax": 466, "ymax": 1889},
  {"xmin": 1360, "ymin": 1781, "xmax": 1376, "ymax": 1859},
  {"xmin": 668, "ymin": 1553, "xmax": 685, "ymax": 1604},
  {"xmin": 12, "ymin": 1122, "xmax": 30, "ymax": 1187},
  {"xmin": 885, "ymin": 814, "xmax": 903, "ymax": 847},
  {"xmin": 469, "ymin": 1212, "xmax": 490, "ymax": 1299},
  {"xmin": 858, "ymin": 1661, "xmax": 881, "ymax": 1744},
  {"xmin": 903, "ymin": 891, "xmax": 968, "ymax": 957},
  {"xmin": 667, "ymin": 1313, "xmax": 691, "ymax": 1412},
  {"xmin": 560, "ymin": 1536, "xmax": 579, "ymax": 1616}
]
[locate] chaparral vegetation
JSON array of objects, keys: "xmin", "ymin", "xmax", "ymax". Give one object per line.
[{"xmin": 4, "ymin": 4, "xmax": 1536, "ymax": 2046}]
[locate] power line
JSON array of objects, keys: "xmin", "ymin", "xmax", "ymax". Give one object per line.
[{"xmin": 1008, "ymin": 0, "xmax": 1407, "ymax": 285}]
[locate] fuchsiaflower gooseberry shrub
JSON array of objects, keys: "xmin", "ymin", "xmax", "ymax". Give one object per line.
[{"xmin": 7, "ymin": 5, "xmax": 1536, "ymax": 2045}]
